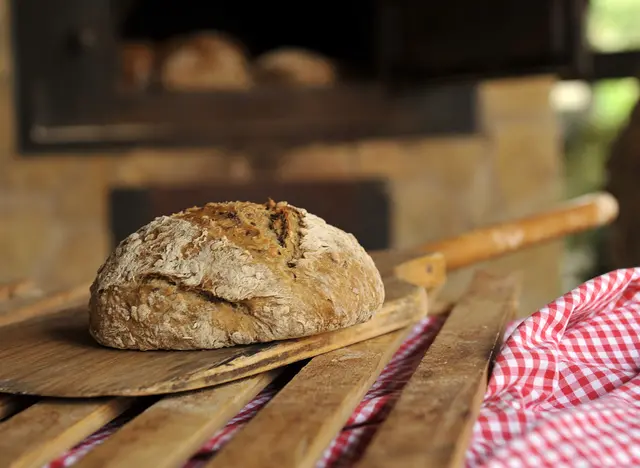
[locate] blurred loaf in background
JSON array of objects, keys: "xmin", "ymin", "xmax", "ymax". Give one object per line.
[
  {"xmin": 120, "ymin": 41, "xmax": 156, "ymax": 91},
  {"xmin": 119, "ymin": 31, "xmax": 339, "ymax": 92},
  {"xmin": 253, "ymin": 47, "xmax": 338, "ymax": 87},
  {"xmin": 159, "ymin": 31, "xmax": 254, "ymax": 91}
]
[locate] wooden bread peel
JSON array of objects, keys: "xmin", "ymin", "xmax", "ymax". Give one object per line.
[
  {"xmin": 0, "ymin": 192, "xmax": 618, "ymax": 399},
  {"xmin": 0, "ymin": 275, "xmax": 427, "ymax": 398}
]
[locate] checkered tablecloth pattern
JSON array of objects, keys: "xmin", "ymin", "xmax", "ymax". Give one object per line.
[{"xmin": 46, "ymin": 268, "xmax": 640, "ymax": 467}]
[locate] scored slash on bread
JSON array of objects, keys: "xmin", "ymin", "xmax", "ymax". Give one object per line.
[{"xmin": 89, "ymin": 199, "xmax": 385, "ymax": 351}]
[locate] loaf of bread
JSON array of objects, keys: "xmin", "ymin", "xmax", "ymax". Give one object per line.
[
  {"xmin": 89, "ymin": 200, "xmax": 384, "ymax": 350},
  {"xmin": 159, "ymin": 31, "xmax": 253, "ymax": 91},
  {"xmin": 120, "ymin": 41, "xmax": 156, "ymax": 92},
  {"xmin": 253, "ymin": 47, "xmax": 338, "ymax": 87}
]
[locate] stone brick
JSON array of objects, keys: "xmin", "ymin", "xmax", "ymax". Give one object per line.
[
  {"xmin": 51, "ymin": 160, "xmax": 110, "ymax": 224},
  {"xmin": 354, "ymin": 137, "xmax": 489, "ymax": 181},
  {"xmin": 388, "ymin": 170, "xmax": 496, "ymax": 249},
  {"xmin": 403, "ymin": 137, "xmax": 491, "ymax": 191},
  {"xmin": 110, "ymin": 149, "xmax": 233, "ymax": 186},
  {"xmin": 0, "ymin": 192, "xmax": 58, "ymax": 283},
  {"xmin": 0, "ymin": 0, "xmax": 10, "ymax": 79},
  {"xmin": 6, "ymin": 159, "xmax": 78, "ymax": 192},
  {"xmin": 352, "ymin": 139, "xmax": 406, "ymax": 176},
  {"xmin": 278, "ymin": 143, "xmax": 357, "ymax": 180},
  {"xmin": 389, "ymin": 176, "xmax": 467, "ymax": 249},
  {"xmin": 479, "ymin": 75, "xmax": 557, "ymax": 123},
  {"xmin": 0, "ymin": 0, "xmax": 13, "ymax": 163},
  {"xmin": 40, "ymin": 225, "xmax": 110, "ymax": 289},
  {"xmin": 486, "ymin": 120, "xmax": 562, "ymax": 219},
  {"xmin": 226, "ymin": 155, "xmax": 253, "ymax": 181},
  {"xmin": 0, "ymin": 78, "xmax": 13, "ymax": 159}
]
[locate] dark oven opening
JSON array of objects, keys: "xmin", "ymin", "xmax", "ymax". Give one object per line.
[
  {"xmin": 11, "ymin": 0, "xmax": 585, "ymax": 153},
  {"xmin": 109, "ymin": 179, "xmax": 391, "ymax": 251},
  {"xmin": 117, "ymin": 0, "xmax": 377, "ymax": 88}
]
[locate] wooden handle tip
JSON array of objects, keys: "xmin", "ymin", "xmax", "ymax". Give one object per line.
[{"xmin": 591, "ymin": 191, "xmax": 619, "ymax": 224}]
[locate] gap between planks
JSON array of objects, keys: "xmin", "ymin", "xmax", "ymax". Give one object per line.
[
  {"xmin": 357, "ymin": 270, "xmax": 521, "ymax": 468},
  {"xmin": 0, "ymin": 394, "xmax": 29, "ymax": 420}
]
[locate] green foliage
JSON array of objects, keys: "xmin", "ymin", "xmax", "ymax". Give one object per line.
[
  {"xmin": 592, "ymin": 79, "xmax": 639, "ymax": 130},
  {"xmin": 588, "ymin": 0, "xmax": 640, "ymax": 52}
]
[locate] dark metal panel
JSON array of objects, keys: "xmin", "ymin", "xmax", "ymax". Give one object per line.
[
  {"xmin": 109, "ymin": 180, "xmax": 391, "ymax": 251},
  {"xmin": 11, "ymin": 0, "xmax": 118, "ymax": 149},
  {"xmin": 109, "ymin": 188, "xmax": 152, "ymax": 247},
  {"xmin": 376, "ymin": 0, "xmax": 588, "ymax": 85},
  {"xmin": 565, "ymin": 51, "xmax": 640, "ymax": 81}
]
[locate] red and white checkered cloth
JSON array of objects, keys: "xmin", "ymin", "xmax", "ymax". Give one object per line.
[{"xmin": 46, "ymin": 268, "xmax": 640, "ymax": 467}]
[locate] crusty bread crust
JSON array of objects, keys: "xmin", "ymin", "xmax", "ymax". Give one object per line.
[{"xmin": 89, "ymin": 200, "xmax": 385, "ymax": 350}]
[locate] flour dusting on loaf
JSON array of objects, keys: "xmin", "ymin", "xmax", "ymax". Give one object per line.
[{"xmin": 89, "ymin": 200, "xmax": 385, "ymax": 350}]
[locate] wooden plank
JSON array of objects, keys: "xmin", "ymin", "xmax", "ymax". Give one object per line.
[
  {"xmin": 0, "ymin": 283, "xmax": 90, "ymax": 327},
  {"xmin": 207, "ymin": 326, "xmax": 414, "ymax": 468},
  {"xmin": 0, "ymin": 275, "xmax": 427, "ymax": 398},
  {"xmin": 74, "ymin": 371, "xmax": 279, "ymax": 468},
  {"xmin": 357, "ymin": 270, "xmax": 520, "ymax": 468},
  {"xmin": 0, "ymin": 398, "xmax": 132, "ymax": 468}
]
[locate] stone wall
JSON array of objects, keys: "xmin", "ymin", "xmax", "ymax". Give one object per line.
[{"xmin": 0, "ymin": 0, "xmax": 563, "ymax": 316}]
